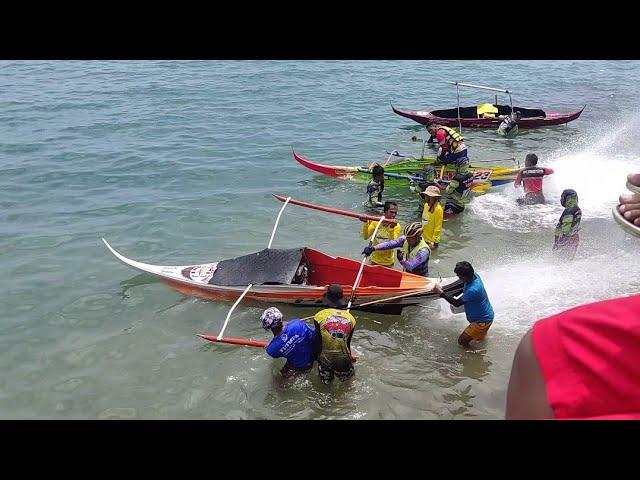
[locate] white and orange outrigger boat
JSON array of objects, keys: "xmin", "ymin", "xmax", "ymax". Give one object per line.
[
  {"xmin": 102, "ymin": 241, "xmax": 462, "ymax": 316},
  {"xmin": 103, "ymin": 197, "xmax": 463, "ymax": 317}
]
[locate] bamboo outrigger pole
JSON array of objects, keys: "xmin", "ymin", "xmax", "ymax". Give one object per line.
[
  {"xmin": 347, "ymin": 215, "xmax": 386, "ymax": 311},
  {"xmin": 218, "ymin": 196, "xmax": 292, "ymax": 341}
]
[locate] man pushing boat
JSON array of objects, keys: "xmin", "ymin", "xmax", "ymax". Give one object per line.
[
  {"xmin": 313, "ymin": 285, "xmax": 358, "ymax": 384},
  {"xmin": 261, "ymin": 307, "xmax": 317, "ymax": 379},
  {"xmin": 261, "ymin": 285, "xmax": 357, "ymax": 384},
  {"xmin": 425, "ymin": 121, "xmax": 469, "ymax": 167},
  {"xmin": 433, "ymin": 261, "xmax": 495, "ymax": 350},
  {"xmin": 360, "ymin": 201, "xmax": 401, "ymax": 267},
  {"xmin": 443, "ymin": 159, "xmax": 474, "ymax": 215},
  {"xmin": 362, "ymin": 222, "xmax": 430, "ymax": 276}
]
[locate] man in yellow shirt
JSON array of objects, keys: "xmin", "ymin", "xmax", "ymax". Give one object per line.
[
  {"xmin": 360, "ymin": 201, "xmax": 401, "ymax": 267},
  {"xmin": 421, "ymin": 186, "xmax": 443, "ymax": 249},
  {"xmin": 312, "ymin": 285, "xmax": 357, "ymax": 384}
]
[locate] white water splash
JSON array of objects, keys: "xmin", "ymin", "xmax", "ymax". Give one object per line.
[
  {"xmin": 456, "ymin": 247, "xmax": 639, "ymax": 335},
  {"xmin": 471, "ymin": 119, "xmax": 640, "ymax": 231}
]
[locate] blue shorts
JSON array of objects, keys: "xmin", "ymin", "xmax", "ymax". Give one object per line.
[{"xmin": 444, "ymin": 149, "xmax": 468, "ymax": 164}]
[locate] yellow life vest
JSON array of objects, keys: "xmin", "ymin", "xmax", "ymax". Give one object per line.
[
  {"xmin": 401, "ymin": 238, "xmax": 430, "ymax": 276},
  {"xmin": 440, "ymin": 126, "xmax": 463, "ymax": 153}
]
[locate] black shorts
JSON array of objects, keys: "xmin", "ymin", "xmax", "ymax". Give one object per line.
[
  {"xmin": 517, "ymin": 193, "xmax": 545, "ymax": 206},
  {"xmin": 317, "ymin": 359, "xmax": 354, "ymax": 385},
  {"xmin": 444, "ymin": 202, "xmax": 465, "ymax": 214},
  {"xmin": 280, "ymin": 362, "xmax": 313, "ymax": 379}
]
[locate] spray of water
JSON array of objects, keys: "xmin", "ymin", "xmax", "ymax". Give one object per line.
[
  {"xmin": 447, "ymin": 118, "xmax": 640, "ymax": 333},
  {"xmin": 471, "ymin": 118, "xmax": 640, "ymax": 230}
]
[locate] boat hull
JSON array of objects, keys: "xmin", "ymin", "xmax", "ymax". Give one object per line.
[
  {"xmin": 103, "ymin": 239, "xmax": 463, "ymax": 315},
  {"xmin": 391, "ymin": 105, "xmax": 585, "ymax": 128},
  {"xmin": 292, "ymin": 149, "xmax": 517, "ymax": 191}
]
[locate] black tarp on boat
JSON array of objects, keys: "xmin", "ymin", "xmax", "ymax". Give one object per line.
[
  {"xmin": 431, "ymin": 105, "xmax": 546, "ymax": 119},
  {"xmin": 208, "ymin": 248, "xmax": 304, "ymax": 286}
]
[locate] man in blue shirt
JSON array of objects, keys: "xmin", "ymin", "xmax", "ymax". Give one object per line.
[
  {"xmin": 433, "ymin": 261, "xmax": 494, "ymax": 349},
  {"xmin": 261, "ymin": 307, "xmax": 317, "ymax": 379}
]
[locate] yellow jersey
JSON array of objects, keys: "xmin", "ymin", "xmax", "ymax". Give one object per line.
[
  {"xmin": 314, "ymin": 308, "xmax": 357, "ymax": 371},
  {"xmin": 361, "ymin": 219, "xmax": 401, "ymax": 266},
  {"xmin": 421, "ymin": 202, "xmax": 443, "ymax": 245}
]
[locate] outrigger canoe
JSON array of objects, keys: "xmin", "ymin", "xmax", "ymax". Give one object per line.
[
  {"xmin": 292, "ymin": 149, "xmax": 517, "ymax": 190},
  {"xmin": 391, "ymin": 104, "xmax": 585, "ymax": 128},
  {"xmin": 102, "ymin": 239, "xmax": 462, "ymax": 315}
]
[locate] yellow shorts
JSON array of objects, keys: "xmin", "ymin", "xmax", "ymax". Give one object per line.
[{"xmin": 463, "ymin": 321, "xmax": 493, "ymax": 341}]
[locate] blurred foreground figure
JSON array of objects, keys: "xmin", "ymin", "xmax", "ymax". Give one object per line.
[{"xmin": 505, "ymin": 294, "xmax": 640, "ymax": 420}]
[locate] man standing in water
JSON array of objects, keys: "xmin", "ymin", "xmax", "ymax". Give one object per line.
[
  {"xmin": 261, "ymin": 307, "xmax": 317, "ymax": 379},
  {"xmin": 433, "ymin": 261, "xmax": 494, "ymax": 349},
  {"xmin": 360, "ymin": 201, "xmax": 401, "ymax": 267},
  {"xmin": 365, "ymin": 165, "xmax": 385, "ymax": 208},
  {"xmin": 553, "ymin": 189, "xmax": 582, "ymax": 260},
  {"xmin": 410, "ymin": 165, "xmax": 444, "ymax": 195},
  {"xmin": 421, "ymin": 186, "xmax": 443, "ymax": 249},
  {"xmin": 443, "ymin": 159, "xmax": 474, "ymax": 215},
  {"xmin": 497, "ymin": 110, "xmax": 522, "ymax": 137},
  {"xmin": 313, "ymin": 285, "xmax": 357, "ymax": 385},
  {"xmin": 426, "ymin": 122, "xmax": 469, "ymax": 166},
  {"xmin": 514, "ymin": 153, "xmax": 554, "ymax": 205}
]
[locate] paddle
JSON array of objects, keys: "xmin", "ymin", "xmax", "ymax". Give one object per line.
[{"xmin": 197, "ymin": 334, "xmax": 267, "ymax": 348}]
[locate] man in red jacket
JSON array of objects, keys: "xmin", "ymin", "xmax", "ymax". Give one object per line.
[{"xmin": 514, "ymin": 153, "xmax": 554, "ymax": 205}]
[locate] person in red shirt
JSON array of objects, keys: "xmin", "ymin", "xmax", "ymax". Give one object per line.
[
  {"xmin": 505, "ymin": 294, "xmax": 640, "ymax": 419},
  {"xmin": 514, "ymin": 153, "xmax": 554, "ymax": 205}
]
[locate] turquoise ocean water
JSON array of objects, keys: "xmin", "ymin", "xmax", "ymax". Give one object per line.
[{"xmin": 1, "ymin": 60, "xmax": 639, "ymax": 419}]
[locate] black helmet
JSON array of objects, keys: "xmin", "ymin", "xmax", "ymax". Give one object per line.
[{"xmin": 561, "ymin": 189, "xmax": 578, "ymax": 207}]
